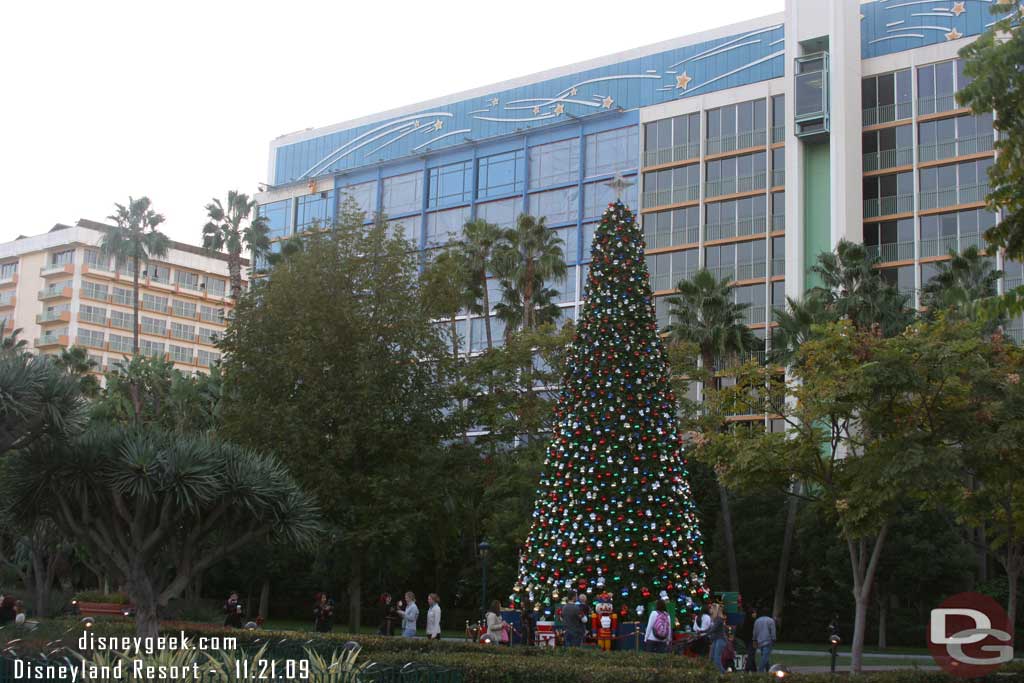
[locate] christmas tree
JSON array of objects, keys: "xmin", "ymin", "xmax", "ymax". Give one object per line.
[{"xmin": 515, "ymin": 198, "xmax": 709, "ymax": 619}]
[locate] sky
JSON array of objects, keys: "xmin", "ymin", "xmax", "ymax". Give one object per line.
[{"xmin": 0, "ymin": 0, "xmax": 784, "ymax": 246}]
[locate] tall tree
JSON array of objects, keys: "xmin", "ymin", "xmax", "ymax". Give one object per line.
[
  {"xmin": 0, "ymin": 349, "xmax": 86, "ymax": 458},
  {"xmin": 421, "ymin": 246, "xmax": 478, "ymax": 361},
  {"xmin": 492, "ymin": 214, "xmax": 567, "ymax": 334},
  {"xmin": 218, "ymin": 220, "xmax": 454, "ymax": 631},
  {"xmin": 769, "ymin": 294, "xmax": 834, "ymax": 367},
  {"xmin": 101, "ymin": 197, "xmax": 170, "ymax": 354},
  {"xmin": 461, "ymin": 218, "xmax": 504, "ymax": 351},
  {"xmin": 665, "ymin": 268, "xmax": 758, "ymax": 593},
  {"xmin": 203, "ymin": 191, "xmax": 269, "ymax": 300},
  {"xmin": 920, "ymin": 245, "xmax": 1002, "ymax": 316},
  {"xmin": 55, "ymin": 345, "xmax": 100, "ymax": 398}
]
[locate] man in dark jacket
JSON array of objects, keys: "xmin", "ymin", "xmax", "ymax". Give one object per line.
[
  {"xmin": 737, "ymin": 606, "xmax": 757, "ymax": 671},
  {"xmin": 561, "ymin": 591, "xmax": 586, "ymax": 647}
]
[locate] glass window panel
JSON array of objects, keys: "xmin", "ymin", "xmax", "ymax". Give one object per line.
[
  {"xmin": 935, "ymin": 61, "xmax": 955, "ymax": 96},
  {"xmin": 529, "ymin": 187, "xmax": 579, "ymax": 224},
  {"xmin": 337, "ymin": 180, "xmax": 377, "ymax": 217},
  {"xmin": 477, "ymin": 149, "xmax": 525, "ymax": 199},
  {"xmin": 426, "ymin": 206, "xmax": 470, "ymax": 247},
  {"xmin": 296, "ymin": 190, "xmax": 335, "ymax": 231},
  {"xmin": 476, "ymin": 197, "xmax": 521, "ymax": 229},
  {"xmin": 878, "ymin": 73, "xmax": 895, "ymax": 107},
  {"xmin": 896, "ymin": 69, "xmax": 912, "ymax": 104},
  {"xmin": 862, "ymin": 77, "xmax": 878, "ymax": 110},
  {"xmin": 381, "ymin": 171, "xmax": 424, "ymax": 216},
  {"xmin": 529, "ymin": 138, "xmax": 580, "ymax": 189},
  {"xmin": 583, "ymin": 179, "xmax": 637, "ymax": 219},
  {"xmin": 585, "ymin": 127, "xmax": 638, "ymax": 177},
  {"xmin": 428, "ymin": 160, "xmax": 473, "ymax": 208},
  {"xmin": 258, "ymin": 199, "xmax": 291, "ymax": 240}
]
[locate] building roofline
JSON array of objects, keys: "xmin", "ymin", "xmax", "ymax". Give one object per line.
[
  {"xmin": 68, "ymin": 219, "xmax": 249, "ymax": 266},
  {"xmin": 269, "ymin": 11, "xmax": 785, "ymax": 150}
]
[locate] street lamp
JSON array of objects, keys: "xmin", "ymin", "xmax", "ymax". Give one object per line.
[{"xmin": 478, "ymin": 540, "xmax": 492, "ymax": 624}]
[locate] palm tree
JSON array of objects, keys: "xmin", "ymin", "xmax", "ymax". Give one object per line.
[
  {"xmin": 421, "ymin": 246, "xmax": 478, "ymax": 360},
  {"xmin": 809, "ymin": 240, "xmax": 912, "ymax": 337},
  {"xmin": 665, "ymin": 268, "xmax": 759, "ymax": 594},
  {"xmin": 492, "ymin": 214, "xmax": 567, "ymax": 334},
  {"xmin": 0, "ymin": 327, "xmax": 29, "ymax": 355},
  {"xmin": 460, "ymin": 219, "xmax": 504, "ymax": 351},
  {"xmin": 203, "ymin": 191, "xmax": 270, "ymax": 300},
  {"xmin": 920, "ymin": 245, "xmax": 1001, "ymax": 315},
  {"xmin": 55, "ymin": 345, "xmax": 100, "ymax": 398},
  {"xmin": 769, "ymin": 294, "xmax": 834, "ymax": 367},
  {"xmin": 101, "ymin": 197, "xmax": 170, "ymax": 354},
  {"xmin": 493, "ymin": 283, "xmax": 563, "ymax": 337}
]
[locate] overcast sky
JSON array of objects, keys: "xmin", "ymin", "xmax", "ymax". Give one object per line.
[{"xmin": 0, "ymin": 0, "xmax": 784, "ymax": 245}]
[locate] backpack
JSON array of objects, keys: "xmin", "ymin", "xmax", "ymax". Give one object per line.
[{"xmin": 653, "ymin": 610, "xmax": 670, "ymax": 640}]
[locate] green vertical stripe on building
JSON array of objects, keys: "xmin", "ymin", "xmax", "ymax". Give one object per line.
[{"xmin": 803, "ymin": 142, "xmax": 831, "ymax": 291}]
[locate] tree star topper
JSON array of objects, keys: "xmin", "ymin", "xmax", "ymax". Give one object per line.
[{"xmin": 604, "ymin": 172, "xmax": 636, "ymax": 199}]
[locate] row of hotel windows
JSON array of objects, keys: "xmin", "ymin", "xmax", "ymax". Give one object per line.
[
  {"xmin": 37, "ymin": 326, "xmax": 221, "ymax": 364},
  {"xmin": 77, "ymin": 280, "xmax": 226, "ymax": 323},
  {"xmin": 38, "ymin": 248, "xmax": 229, "ymax": 297},
  {"xmin": 642, "ymin": 148, "xmax": 784, "ymax": 209},
  {"xmin": 646, "ymin": 237, "xmax": 785, "ymax": 292},
  {"xmin": 43, "ymin": 300, "xmax": 222, "ymax": 343},
  {"xmin": 863, "ymin": 208, "xmax": 1002, "ymax": 260},
  {"xmin": 861, "ymin": 112, "xmax": 994, "ymax": 169},
  {"xmin": 642, "ymin": 192, "xmax": 786, "ymax": 249},
  {"xmin": 260, "ymin": 127, "xmax": 640, "ymax": 240},
  {"xmin": 861, "ymin": 58, "xmax": 973, "ymax": 124},
  {"xmin": 862, "ymin": 158, "xmax": 994, "ymax": 216}
]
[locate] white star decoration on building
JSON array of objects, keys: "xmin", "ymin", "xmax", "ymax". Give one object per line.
[
  {"xmin": 490, "ymin": 97, "xmax": 499, "ymax": 106},
  {"xmin": 675, "ymin": 72, "xmax": 692, "ymax": 90},
  {"xmin": 602, "ymin": 96, "xmax": 614, "ymax": 109},
  {"xmin": 946, "ymin": 27, "xmax": 963, "ymax": 40},
  {"xmin": 554, "ymin": 103, "xmax": 565, "ymax": 115},
  {"xmin": 433, "ymin": 119, "xmax": 444, "ymax": 131},
  {"xmin": 951, "ymin": 1, "xmax": 966, "ymax": 17}
]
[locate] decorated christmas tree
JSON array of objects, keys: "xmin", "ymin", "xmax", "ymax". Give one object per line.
[{"xmin": 515, "ymin": 198, "xmax": 709, "ymax": 620}]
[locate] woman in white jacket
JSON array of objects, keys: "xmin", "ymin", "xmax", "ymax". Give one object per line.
[
  {"xmin": 426, "ymin": 593, "xmax": 442, "ymax": 640},
  {"xmin": 396, "ymin": 591, "xmax": 419, "ymax": 637}
]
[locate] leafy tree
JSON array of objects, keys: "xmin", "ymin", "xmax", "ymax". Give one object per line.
[
  {"xmin": 2, "ymin": 425, "xmax": 320, "ymax": 636},
  {"xmin": 203, "ymin": 191, "xmax": 269, "ymax": 300},
  {"xmin": 492, "ymin": 214, "xmax": 567, "ymax": 335},
  {"xmin": 665, "ymin": 267, "xmax": 758, "ymax": 593},
  {"xmin": 920, "ymin": 245, "xmax": 1002, "ymax": 321},
  {"xmin": 769, "ymin": 294, "xmax": 834, "ymax": 367},
  {"xmin": 100, "ymin": 197, "xmax": 170, "ymax": 353},
  {"xmin": 421, "ymin": 246, "xmax": 477, "ymax": 361},
  {"xmin": 460, "ymin": 219, "xmax": 504, "ymax": 351},
  {"xmin": 55, "ymin": 345, "xmax": 100, "ymax": 398},
  {"xmin": 218, "ymin": 216, "xmax": 454, "ymax": 630},
  {"xmin": 0, "ymin": 350, "xmax": 86, "ymax": 458},
  {"xmin": 0, "ymin": 513, "xmax": 70, "ymax": 617},
  {"xmin": 958, "ymin": 9, "xmax": 1024, "ymax": 261}
]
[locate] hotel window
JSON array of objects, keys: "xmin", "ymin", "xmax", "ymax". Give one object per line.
[
  {"xmin": 198, "ymin": 327, "xmax": 217, "ymax": 345},
  {"xmin": 919, "ymin": 158, "xmax": 993, "ymax": 211},
  {"xmin": 148, "ymin": 264, "xmax": 171, "ymax": 284},
  {"xmin": 88, "ymin": 354, "xmax": 103, "ymax": 369},
  {"xmin": 706, "ymin": 195, "xmax": 767, "ymax": 241},
  {"xmin": 734, "ymin": 283, "xmax": 767, "ymax": 324},
  {"xmin": 386, "ymin": 217, "xmax": 418, "ymax": 244},
  {"xmin": 864, "ymin": 218, "xmax": 915, "ymax": 263},
  {"xmin": 140, "ymin": 339, "xmax": 165, "ymax": 358},
  {"xmin": 581, "ymin": 223, "xmax": 598, "ymax": 262},
  {"xmin": 477, "ymin": 150, "xmax": 525, "ymax": 199},
  {"xmin": 0, "ymin": 262, "xmax": 17, "ymax": 280},
  {"xmin": 917, "ymin": 59, "xmax": 965, "ymax": 115},
  {"xmin": 772, "ymin": 191, "xmax": 785, "ymax": 232},
  {"xmin": 529, "ymin": 187, "xmax": 579, "ymax": 225},
  {"xmin": 426, "ymin": 206, "xmax": 470, "ymax": 247},
  {"xmin": 705, "ymin": 152, "xmax": 767, "ymax": 198},
  {"xmin": 198, "ymin": 350, "xmax": 221, "ymax": 367},
  {"xmin": 918, "ymin": 113, "xmax": 994, "ymax": 162},
  {"xmin": 646, "ymin": 249, "xmax": 698, "ymax": 292},
  {"xmin": 50, "ymin": 249, "xmax": 75, "ymax": 266},
  {"xmin": 528, "ymin": 138, "xmax": 579, "ymax": 189},
  {"xmin": 706, "ymin": 99, "xmax": 766, "ymax": 154},
  {"xmin": 1003, "ymin": 259, "xmax": 1024, "ymax": 289},
  {"xmin": 204, "ymin": 277, "xmax": 226, "ymax": 297},
  {"xmin": 173, "ymin": 299, "xmax": 197, "ymax": 319},
  {"xmin": 296, "ymin": 190, "xmax": 336, "ymax": 232},
  {"xmin": 643, "ymin": 164, "xmax": 700, "ymax": 208},
  {"xmin": 175, "ymin": 270, "xmax": 200, "ymax": 291},
  {"xmin": 771, "ymin": 95, "xmax": 785, "ymax": 142},
  {"xmin": 863, "ymin": 124, "xmax": 913, "ymax": 171},
  {"xmin": 476, "ymin": 197, "xmax": 522, "ymax": 229},
  {"xmin": 736, "ymin": 240, "xmax": 768, "ymax": 281},
  {"xmin": 258, "ymin": 199, "xmax": 291, "ymax": 240},
  {"xmin": 141, "ymin": 316, "xmax": 166, "ymax": 336},
  {"xmin": 585, "ymin": 127, "xmax": 638, "ymax": 178},
  {"xmin": 200, "ymin": 304, "xmax": 225, "ymax": 324},
  {"xmin": 142, "ymin": 293, "xmax": 168, "ymax": 312},
  {"xmin": 863, "ymin": 171, "xmax": 913, "ymax": 217},
  {"xmin": 771, "ymin": 148, "xmax": 785, "ymax": 187},
  {"xmin": 583, "ymin": 179, "xmax": 637, "ymax": 220},
  {"xmin": 642, "ymin": 206, "xmax": 699, "ymax": 250},
  {"xmin": 705, "ymin": 243, "xmax": 737, "ymax": 281},
  {"xmin": 170, "ymin": 345, "xmax": 194, "ymax": 364},
  {"xmin": 554, "ymin": 227, "xmax": 579, "ymax": 265},
  {"xmin": 644, "ymin": 113, "xmax": 700, "ymax": 166},
  {"xmin": 79, "ymin": 304, "xmax": 107, "ymax": 325},
  {"xmin": 108, "ymin": 334, "xmax": 133, "ymax": 354},
  {"xmin": 81, "ymin": 280, "xmax": 109, "ymax": 301},
  {"xmin": 112, "ymin": 287, "xmax": 134, "ymax": 307},
  {"xmin": 110, "ymin": 310, "xmax": 133, "ymax": 330},
  {"xmin": 920, "ymin": 208, "xmax": 994, "ymax": 258},
  {"xmin": 428, "ymin": 160, "xmax": 473, "ymax": 208},
  {"xmin": 171, "ymin": 321, "xmax": 196, "ymax": 341},
  {"xmin": 381, "ymin": 172, "xmax": 424, "ymax": 216},
  {"xmin": 337, "ymin": 180, "xmax": 377, "ymax": 218},
  {"xmin": 879, "ymin": 265, "xmax": 915, "ymax": 298},
  {"xmin": 77, "ymin": 328, "xmax": 105, "ymax": 349},
  {"xmin": 772, "ymin": 279, "xmax": 786, "ymax": 309},
  {"xmin": 546, "ymin": 266, "xmax": 578, "ymax": 305},
  {"xmin": 861, "ymin": 69, "xmax": 912, "ymax": 124}
]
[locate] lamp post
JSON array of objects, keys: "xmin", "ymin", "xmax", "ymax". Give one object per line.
[{"xmin": 479, "ymin": 540, "xmax": 491, "ymax": 624}]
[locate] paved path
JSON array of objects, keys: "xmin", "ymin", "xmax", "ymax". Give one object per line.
[{"xmin": 775, "ymin": 648, "xmax": 934, "ymax": 661}]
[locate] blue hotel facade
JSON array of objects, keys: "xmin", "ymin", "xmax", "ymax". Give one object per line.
[{"xmin": 256, "ymin": 0, "xmax": 1023, "ymax": 418}]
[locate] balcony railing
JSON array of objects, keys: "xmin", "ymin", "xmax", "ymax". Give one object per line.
[
  {"xmin": 1005, "ymin": 277, "xmax": 1023, "ymax": 291},
  {"xmin": 38, "ymin": 285, "xmax": 71, "ymax": 300},
  {"xmin": 772, "ymin": 257, "xmax": 785, "ymax": 276},
  {"xmin": 79, "ymin": 312, "xmax": 107, "ymax": 325},
  {"xmin": 35, "ymin": 333, "xmax": 66, "ymax": 347},
  {"xmin": 36, "ymin": 310, "xmax": 68, "ymax": 323},
  {"xmin": 76, "ymin": 335, "xmax": 105, "ymax": 349},
  {"xmin": 705, "ymin": 215, "xmax": 768, "ymax": 241},
  {"xmin": 918, "ymin": 134, "xmax": 995, "ymax": 164},
  {"xmin": 772, "ymin": 215, "xmax": 785, "ymax": 232},
  {"xmin": 736, "ymin": 262, "xmax": 768, "ymax": 281},
  {"xmin": 644, "ymin": 226, "xmax": 699, "ymax": 249},
  {"xmin": 707, "ymin": 264, "xmax": 736, "ymax": 282},
  {"xmin": 917, "ymin": 94, "xmax": 959, "ymax": 116},
  {"xmin": 920, "ymin": 231, "xmax": 984, "ymax": 258},
  {"xmin": 110, "ymin": 317, "xmax": 133, "ymax": 331},
  {"xmin": 743, "ymin": 305, "xmax": 768, "ymax": 325},
  {"xmin": 863, "ymin": 193, "xmax": 913, "ymax": 218},
  {"xmin": 863, "ymin": 147, "xmax": 913, "ymax": 172},
  {"xmin": 642, "ymin": 184, "xmax": 699, "ymax": 208},
  {"xmin": 1006, "ymin": 325, "xmax": 1023, "ymax": 344},
  {"xmin": 109, "ymin": 339, "xmax": 133, "ymax": 354},
  {"xmin": 41, "ymin": 263, "xmax": 73, "ymax": 276},
  {"xmin": 866, "ymin": 240, "xmax": 915, "ymax": 263},
  {"xmin": 643, "ymin": 142, "xmax": 700, "ymax": 167},
  {"xmin": 706, "ymin": 172, "xmax": 767, "ymax": 199},
  {"xmin": 919, "ymin": 182, "xmax": 990, "ymax": 211},
  {"xmin": 771, "ymin": 125, "xmax": 784, "ymax": 144},
  {"xmin": 771, "ymin": 168, "xmax": 785, "ymax": 187},
  {"xmin": 862, "ymin": 101, "xmax": 913, "ymax": 127},
  {"xmin": 0, "ymin": 296, "xmax": 14, "ymax": 308},
  {"xmin": 706, "ymin": 129, "xmax": 767, "ymax": 156}
]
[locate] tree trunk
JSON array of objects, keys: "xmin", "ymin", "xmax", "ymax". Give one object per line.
[
  {"xmin": 851, "ymin": 593, "xmax": 870, "ymax": 674},
  {"xmin": 229, "ymin": 251, "xmax": 242, "ymax": 301},
  {"xmin": 132, "ymin": 258, "xmax": 141, "ymax": 354},
  {"xmin": 347, "ymin": 554, "xmax": 362, "ymax": 633},
  {"xmin": 878, "ymin": 595, "xmax": 887, "ymax": 649},
  {"xmin": 772, "ymin": 489, "xmax": 800, "ymax": 624},
  {"xmin": 128, "ymin": 565, "xmax": 161, "ymax": 638},
  {"xmin": 976, "ymin": 524, "xmax": 988, "ymax": 585},
  {"xmin": 848, "ymin": 524, "xmax": 889, "ymax": 674},
  {"xmin": 1007, "ymin": 566, "xmax": 1018, "ymax": 632},
  {"xmin": 481, "ymin": 272, "xmax": 493, "ymax": 351},
  {"xmin": 258, "ymin": 578, "xmax": 270, "ymax": 621},
  {"xmin": 719, "ymin": 486, "xmax": 740, "ymax": 593}
]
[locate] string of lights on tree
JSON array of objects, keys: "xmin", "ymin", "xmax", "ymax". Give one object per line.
[{"xmin": 514, "ymin": 198, "xmax": 709, "ymax": 618}]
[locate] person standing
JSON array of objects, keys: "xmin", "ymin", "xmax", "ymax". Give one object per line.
[
  {"xmin": 753, "ymin": 610, "xmax": 777, "ymax": 672},
  {"xmin": 485, "ymin": 600, "xmax": 508, "ymax": 644},
  {"xmin": 397, "ymin": 591, "xmax": 419, "ymax": 638},
  {"xmin": 578, "ymin": 593, "xmax": 592, "ymax": 643},
  {"xmin": 737, "ymin": 605, "xmax": 757, "ymax": 672},
  {"xmin": 519, "ymin": 602, "xmax": 536, "ymax": 647},
  {"xmin": 313, "ymin": 593, "xmax": 334, "ymax": 633},
  {"xmin": 707, "ymin": 603, "xmax": 728, "ymax": 673},
  {"xmin": 426, "ymin": 594, "xmax": 442, "ymax": 640},
  {"xmin": 560, "ymin": 591, "xmax": 586, "ymax": 647},
  {"xmin": 223, "ymin": 592, "xmax": 243, "ymax": 628},
  {"xmin": 378, "ymin": 593, "xmax": 398, "ymax": 636},
  {"xmin": 644, "ymin": 599, "xmax": 672, "ymax": 653}
]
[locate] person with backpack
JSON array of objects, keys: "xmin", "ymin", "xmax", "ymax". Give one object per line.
[{"xmin": 644, "ymin": 599, "xmax": 672, "ymax": 653}]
